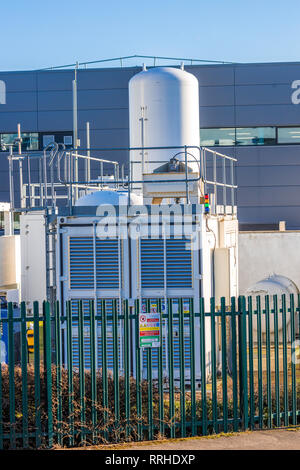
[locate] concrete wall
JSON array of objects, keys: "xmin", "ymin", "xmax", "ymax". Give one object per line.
[{"xmin": 239, "ymin": 230, "xmax": 300, "ymax": 294}]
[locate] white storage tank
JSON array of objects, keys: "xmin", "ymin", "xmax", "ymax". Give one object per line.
[
  {"xmin": 245, "ymin": 274, "xmax": 298, "ymax": 334},
  {"xmin": 129, "ymin": 66, "xmax": 200, "ymax": 190}
]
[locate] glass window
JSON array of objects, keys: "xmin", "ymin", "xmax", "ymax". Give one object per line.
[
  {"xmin": 64, "ymin": 135, "xmax": 73, "ymax": 146},
  {"xmin": 43, "ymin": 135, "xmax": 55, "ymax": 148},
  {"xmin": 0, "ymin": 132, "xmax": 39, "ymax": 151},
  {"xmin": 277, "ymin": 127, "xmax": 300, "ymax": 144},
  {"xmin": 235, "ymin": 127, "xmax": 276, "ymax": 146},
  {"xmin": 200, "ymin": 128, "xmax": 235, "ymax": 146}
]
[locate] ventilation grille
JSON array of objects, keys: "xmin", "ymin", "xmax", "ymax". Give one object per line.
[
  {"xmin": 140, "ymin": 238, "xmax": 192, "ymax": 288},
  {"xmin": 69, "ymin": 237, "xmax": 120, "ymax": 289}
]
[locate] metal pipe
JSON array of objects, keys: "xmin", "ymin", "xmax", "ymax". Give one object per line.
[{"xmin": 86, "ymin": 122, "xmax": 91, "ymax": 183}]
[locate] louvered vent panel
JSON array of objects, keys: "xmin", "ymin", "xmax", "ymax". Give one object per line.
[
  {"xmin": 140, "ymin": 238, "xmax": 192, "ymax": 289},
  {"xmin": 69, "ymin": 237, "xmax": 119, "ymax": 289},
  {"xmin": 140, "ymin": 239, "xmax": 164, "ymax": 288},
  {"xmin": 166, "ymin": 238, "xmax": 192, "ymax": 288}
]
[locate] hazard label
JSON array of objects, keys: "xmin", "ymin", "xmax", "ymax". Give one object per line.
[{"xmin": 139, "ymin": 312, "xmax": 161, "ymax": 348}]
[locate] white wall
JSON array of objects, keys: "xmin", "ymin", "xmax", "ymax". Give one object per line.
[{"xmin": 239, "ymin": 231, "xmax": 300, "ymax": 294}]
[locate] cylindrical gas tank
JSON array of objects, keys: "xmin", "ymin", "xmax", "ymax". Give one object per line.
[
  {"xmin": 129, "ymin": 67, "xmax": 200, "ymax": 189},
  {"xmin": 245, "ymin": 274, "xmax": 299, "ymax": 333}
]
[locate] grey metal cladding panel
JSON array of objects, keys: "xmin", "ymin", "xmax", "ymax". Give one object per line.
[
  {"xmin": 199, "ymin": 86, "xmax": 234, "ymax": 106},
  {"xmin": 237, "ymin": 185, "xmax": 300, "ymax": 206},
  {"xmin": 235, "ymin": 63, "xmax": 300, "ymax": 85},
  {"xmin": 235, "ymin": 145, "xmax": 300, "ymax": 167},
  {"xmin": 37, "ymin": 110, "xmax": 72, "ymax": 131},
  {"xmin": 76, "ymin": 68, "xmax": 139, "ymax": 90},
  {"xmin": 0, "ymin": 72, "xmax": 37, "ymax": 92},
  {"xmin": 2, "ymin": 92, "xmax": 37, "ymax": 112},
  {"xmin": 0, "ymin": 112, "xmax": 37, "ymax": 132},
  {"xmin": 186, "ymin": 65, "xmax": 234, "ymax": 86},
  {"xmin": 78, "ymin": 109, "xmax": 129, "ymax": 130},
  {"xmin": 235, "ymin": 84, "xmax": 293, "ymax": 105},
  {"xmin": 0, "ymin": 192, "xmax": 9, "ymax": 202},
  {"xmin": 237, "ymin": 206, "xmax": 300, "ymax": 228},
  {"xmin": 78, "ymin": 89, "xmax": 129, "ymax": 109},
  {"xmin": 235, "ymin": 104, "xmax": 300, "ymax": 126},
  {"xmin": 237, "ymin": 165, "xmax": 300, "ymax": 186},
  {"xmin": 78, "ymin": 128, "xmax": 129, "ymax": 150},
  {"xmin": 37, "ymin": 70, "xmax": 74, "ymax": 91},
  {"xmin": 199, "ymin": 106, "xmax": 235, "ymax": 127},
  {"xmin": 37, "ymin": 91, "xmax": 72, "ymax": 111},
  {"xmin": 38, "ymin": 88, "xmax": 129, "ymax": 112}
]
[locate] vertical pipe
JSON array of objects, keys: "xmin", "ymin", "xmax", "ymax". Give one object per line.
[
  {"xmin": 184, "ymin": 146, "xmax": 189, "ymax": 204},
  {"xmin": 231, "ymin": 160, "xmax": 234, "ymax": 213},
  {"xmin": 213, "ymin": 151, "xmax": 217, "ymax": 211},
  {"xmin": 86, "ymin": 122, "xmax": 91, "ymax": 183},
  {"xmin": 8, "ymin": 146, "xmax": 14, "ymax": 235},
  {"xmin": 17, "ymin": 123, "xmax": 22, "ymax": 155},
  {"xmin": 72, "ymin": 64, "xmax": 79, "ymax": 201},
  {"xmin": 20, "ymin": 302, "xmax": 29, "ymax": 448},
  {"xmin": 33, "ymin": 301, "xmax": 41, "ymax": 447},
  {"xmin": 222, "ymin": 157, "xmax": 226, "ymax": 214}
]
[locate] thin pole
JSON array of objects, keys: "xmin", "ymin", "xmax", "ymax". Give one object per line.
[
  {"xmin": 73, "ymin": 62, "xmax": 79, "ymax": 201},
  {"xmin": 86, "ymin": 121, "xmax": 91, "ymax": 183}
]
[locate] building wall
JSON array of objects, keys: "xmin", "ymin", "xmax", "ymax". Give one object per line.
[
  {"xmin": 1, "ymin": 62, "xmax": 300, "ymax": 226},
  {"xmin": 239, "ymin": 231, "xmax": 300, "ymax": 294}
]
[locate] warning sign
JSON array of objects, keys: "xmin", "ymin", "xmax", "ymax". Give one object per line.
[{"xmin": 139, "ymin": 312, "xmax": 161, "ymax": 348}]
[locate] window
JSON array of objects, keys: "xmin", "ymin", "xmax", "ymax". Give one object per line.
[
  {"xmin": 200, "ymin": 127, "xmax": 277, "ymax": 146},
  {"xmin": 277, "ymin": 127, "xmax": 300, "ymax": 144},
  {"xmin": 40, "ymin": 131, "xmax": 73, "ymax": 149},
  {"xmin": 0, "ymin": 132, "xmax": 39, "ymax": 151},
  {"xmin": 236, "ymin": 127, "xmax": 276, "ymax": 146},
  {"xmin": 200, "ymin": 128, "xmax": 235, "ymax": 146}
]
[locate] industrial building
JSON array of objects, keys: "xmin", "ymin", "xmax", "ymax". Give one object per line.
[{"xmin": 1, "ymin": 60, "xmax": 300, "ymax": 229}]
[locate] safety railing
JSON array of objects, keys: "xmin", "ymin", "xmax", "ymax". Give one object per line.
[{"xmin": 7, "ymin": 144, "xmax": 236, "ymax": 214}]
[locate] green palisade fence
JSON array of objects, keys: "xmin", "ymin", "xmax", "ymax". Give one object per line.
[{"xmin": 0, "ymin": 294, "xmax": 300, "ymax": 448}]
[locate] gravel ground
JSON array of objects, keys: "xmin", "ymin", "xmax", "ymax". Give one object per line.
[{"xmin": 73, "ymin": 428, "xmax": 300, "ymax": 451}]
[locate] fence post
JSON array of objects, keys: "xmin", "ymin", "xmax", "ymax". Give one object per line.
[
  {"xmin": 238, "ymin": 296, "xmax": 248, "ymax": 430},
  {"xmin": 43, "ymin": 301, "xmax": 53, "ymax": 448}
]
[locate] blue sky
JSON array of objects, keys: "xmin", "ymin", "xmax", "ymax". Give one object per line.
[{"xmin": 1, "ymin": 0, "xmax": 299, "ymax": 70}]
